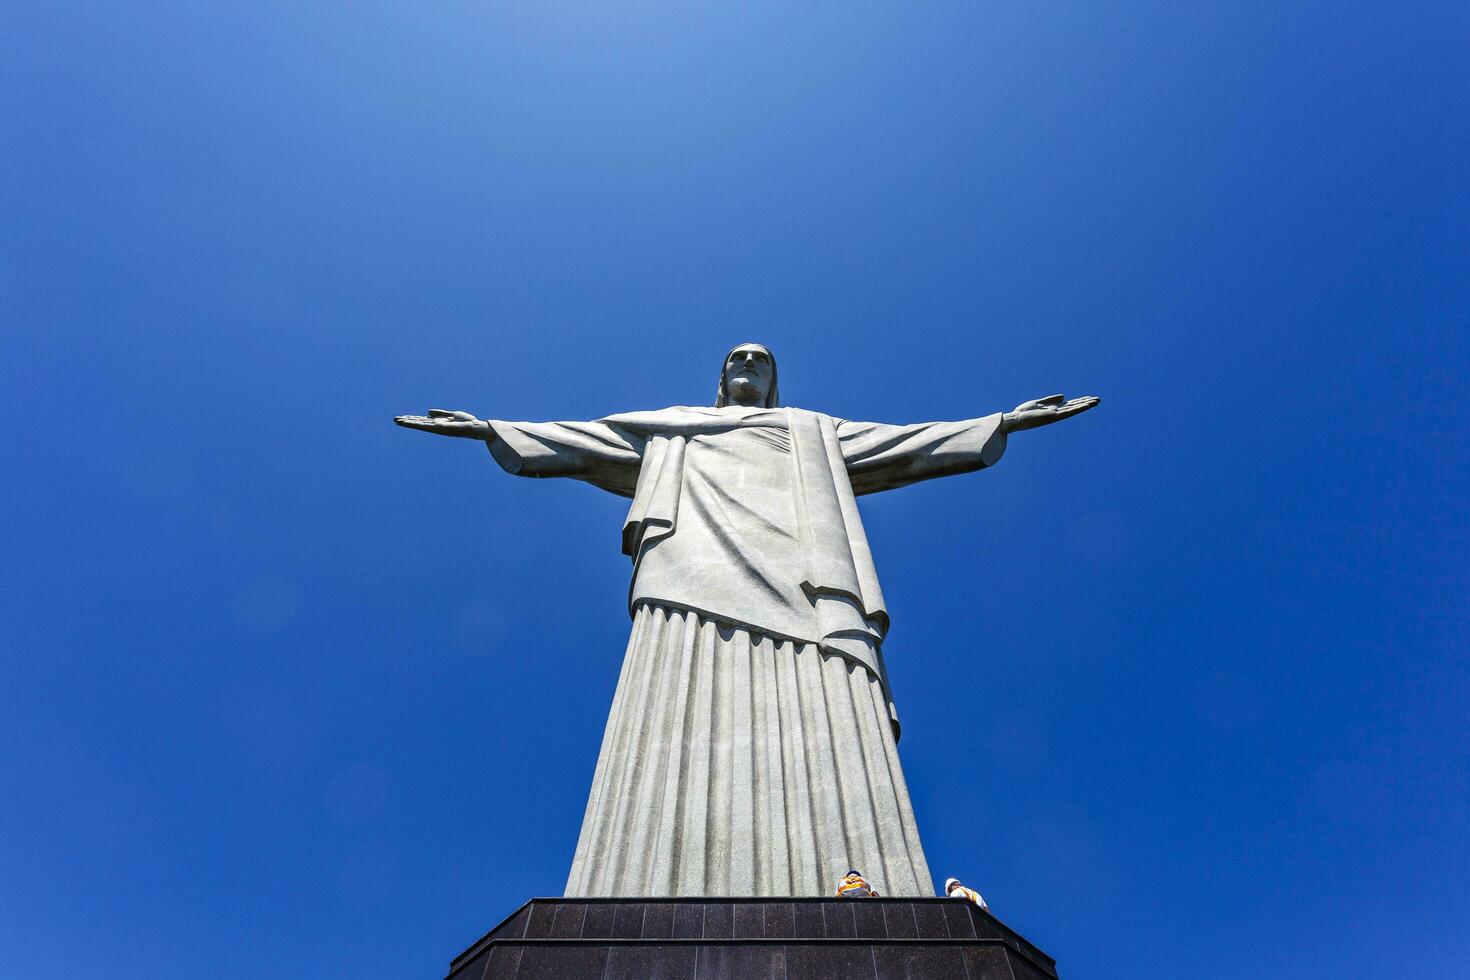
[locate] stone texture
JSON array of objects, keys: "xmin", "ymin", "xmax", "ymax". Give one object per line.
[
  {"xmin": 608, "ymin": 904, "xmax": 643, "ymax": 939},
  {"xmin": 448, "ymin": 897, "xmax": 1059, "ymax": 980},
  {"xmin": 641, "ymin": 903, "xmax": 675, "ymax": 939},
  {"xmin": 603, "ymin": 946, "xmax": 695, "ymax": 980},
  {"xmin": 761, "ymin": 902, "xmax": 794, "ymax": 939}
]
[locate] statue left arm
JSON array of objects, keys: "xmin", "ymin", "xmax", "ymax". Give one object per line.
[
  {"xmin": 838, "ymin": 414, "xmax": 1009, "ymax": 496},
  {"xmin": 838, "ymin": 393, "xmax": 1098, "ymax": 496}
]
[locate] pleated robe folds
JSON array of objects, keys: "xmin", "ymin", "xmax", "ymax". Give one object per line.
[{"xmin": 483, "ymin": 406, "xmax": 1008, "ymax": 896}]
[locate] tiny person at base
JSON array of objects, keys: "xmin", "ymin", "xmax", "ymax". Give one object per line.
[{"xmin": 836, "ymin": 870, "xmax": 879, "ymax": 898}]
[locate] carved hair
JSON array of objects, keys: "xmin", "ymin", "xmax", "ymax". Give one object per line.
[{"xmin": 714, "ymin": 343, "xmax": 780, "ymax": 408}]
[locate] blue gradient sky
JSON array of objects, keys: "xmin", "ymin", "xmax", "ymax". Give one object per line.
[{"xmin": 4, "ymin": 2, "xmax": 1467, "ymax": 977}]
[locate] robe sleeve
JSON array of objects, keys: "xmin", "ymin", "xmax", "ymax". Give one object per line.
[
  {"xmin": 483, "ymin": 419, "xmax": 645, "ymax": 498},
  {"xmin": 836, "ymin": 413, "xmax": 1009, "ymax": 496}
]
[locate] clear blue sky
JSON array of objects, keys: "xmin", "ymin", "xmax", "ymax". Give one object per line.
[{"xmin": 4, "ymin": 2, "xmax": 1467, "ymax": 978}]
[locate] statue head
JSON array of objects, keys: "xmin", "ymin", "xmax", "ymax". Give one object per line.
[{"xmin": 715, "ymin": 343, "xmax": 779, "ymax": 408}]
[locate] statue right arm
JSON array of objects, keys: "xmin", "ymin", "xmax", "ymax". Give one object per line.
[{"xmin": 483, "ymin": 419, "xmax": 645, "ymax": 498}]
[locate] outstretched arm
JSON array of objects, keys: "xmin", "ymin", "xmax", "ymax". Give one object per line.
[
  {"xmin": 839, "ymin": 393, "xmax": 1098, "ymax": 495},
  {"xmin": 394, "ymin": 409, "xmax": 645, "ymax": 497}
]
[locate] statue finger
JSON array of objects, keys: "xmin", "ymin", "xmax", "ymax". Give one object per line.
[
  {"xmin": 1039, "ymin": 393, "xmax": 1066, "ymax": 406},
  {"xmin": 428, "ymin": 408, "xmax": 457, "ymax": 418}
]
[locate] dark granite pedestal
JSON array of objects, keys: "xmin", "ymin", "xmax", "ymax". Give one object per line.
[{"xmin": 447, "ymin": 897, "xmax": 1058, "ymax": 980}]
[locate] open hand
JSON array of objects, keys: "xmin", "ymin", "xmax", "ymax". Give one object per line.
[
  {"xmin": 1002, "ymin": 394, "xmax": 1100, "ymax": 433},
  {"xmin": 393, "ymin": 409, "xmax": 491, "ymax": 439}
]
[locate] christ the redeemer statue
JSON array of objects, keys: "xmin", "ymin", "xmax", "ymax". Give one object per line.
[{"xmin": 396, "ymin": 344, "xmax": 1098, "ymax": 898}]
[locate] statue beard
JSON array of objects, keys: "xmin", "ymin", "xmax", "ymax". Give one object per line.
[{"xmin": 725, "ymin": 378, "xmax": 765, "ymax": 405}]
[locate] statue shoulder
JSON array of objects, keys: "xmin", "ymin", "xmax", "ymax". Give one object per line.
[
  {"xmin": 783, "ymin": 406, "xmax": 832, "ymax": 422},
  {"xmin": 598, "ymin": 406, "xmax": 701, "ymax": 423},
  {"xmin": 598, "ymin": 405, "xmax": 830, "ymax": 433},
  {"xmin": 781, "ymin": 406, "xmax": 847, "ymax": 430}
]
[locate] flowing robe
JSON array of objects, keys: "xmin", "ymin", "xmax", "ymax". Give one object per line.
[{"xmin": 484, "ymin": 405, "xmax": 1008, "ymax": 896}]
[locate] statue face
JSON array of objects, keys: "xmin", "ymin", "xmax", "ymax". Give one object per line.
[{"xmin": 723, "ymin": 344, "xmax": 774, "ymax": 406}]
